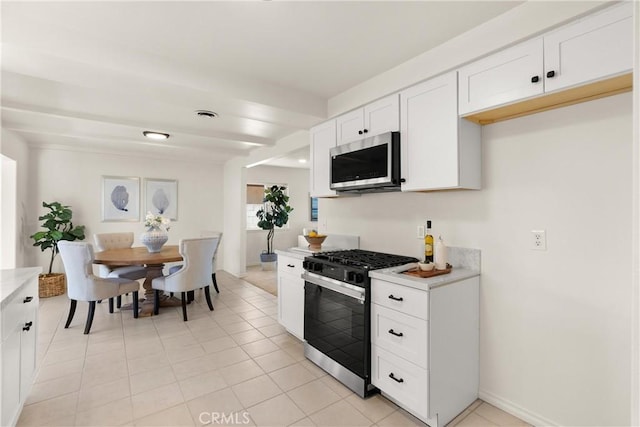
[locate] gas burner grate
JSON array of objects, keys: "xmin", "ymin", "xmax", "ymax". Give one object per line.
[{"xmin": 314, "ymin": 249, "xmax": 417, "ymax": 270}]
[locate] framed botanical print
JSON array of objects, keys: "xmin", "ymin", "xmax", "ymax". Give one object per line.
[
  {"xmin": 144, "ymin": 178, "xmax": 178, "ymax": 220},
  {"xmin": 102, "ymin": 176, "xmax": 140, "ymax": 221}
]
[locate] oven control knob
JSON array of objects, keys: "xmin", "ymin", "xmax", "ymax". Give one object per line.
[
  {"xmin": 355, "ymin": 273, "xmax": 364, "ymax": 283},
  {"xmin": 313, "ymin": 263, "xmax": 323, "ymax": 272},
  {"xmin": 347, "ymin": 271, "xmax": 356, "ymax": 282},
  {"xmin": 303, "ymin": 261, "xmax": 310, "ymax": 270}
]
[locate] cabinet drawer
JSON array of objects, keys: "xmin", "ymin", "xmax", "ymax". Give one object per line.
[
  {"xmin": 372, "ymin": 346, "xmax": 428, "ymax": 419},
  {"xmin": 371, "ymin": 279, "xmax": 429, "ymax": 320},
  {"xmin": 277, "ymin": 255, "xmax": 303, "ymax": 278},
  {"xmin": 2, "ymin": 283, "xmax": 37, "ymax": 340},
  {"xmin": 372, "ymin": 304, "xmax": 428, "ymax": 368}
]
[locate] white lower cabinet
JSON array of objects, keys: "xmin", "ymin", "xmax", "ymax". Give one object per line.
[
  {"xmin": 277, "ymin": 254, "xmax": 304, "ymax": 340},
  {"xmin": 1, "ymin": 269, "xmax": 39, "ymax": 427},
  {"xmin": 371, "ymin": 276, "xmax": 479, "ymax": 427}
]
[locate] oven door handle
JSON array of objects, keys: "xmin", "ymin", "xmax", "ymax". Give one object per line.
[{"xmin": 302, "ymin": 271, "xmax": 365, "ymax": 302}]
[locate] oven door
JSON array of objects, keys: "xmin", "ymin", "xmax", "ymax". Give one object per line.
[{"xmin": 303, "ymin": 271, "xmax": 368, "ymax": 378}]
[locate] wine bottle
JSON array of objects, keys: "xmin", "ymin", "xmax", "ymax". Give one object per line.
[{"xmin": 424, "ymin": 220, "xmax": 434, "ymax": 263}]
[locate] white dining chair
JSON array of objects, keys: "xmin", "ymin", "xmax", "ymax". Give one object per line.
[
  {"xmin": 94, "ymin": 232, "xmax": 146, "ymax": 308},
  {"xmin": 168, "ymin": 231, "xmax": 222, "ymax": 300},
  {"xmin": 58, "ymin": 241, "xmax": 140, "ymax": 334},
  {"xmin": 152, "ymin": 237, "xmax": 218, "ymax": 321}
]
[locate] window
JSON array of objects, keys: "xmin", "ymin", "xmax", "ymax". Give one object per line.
[
  {"xmin": 246, "ymin": 184, "xmax": 265, "ymax": 230},
  {"xmin": 246, "ymin": 183, "xmax": 290, "ymax": 230}
]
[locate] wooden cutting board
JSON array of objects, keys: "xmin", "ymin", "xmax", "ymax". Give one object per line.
[{"xmin": 402, "ymin": 266, "xmax": 452, "ymax": 278}]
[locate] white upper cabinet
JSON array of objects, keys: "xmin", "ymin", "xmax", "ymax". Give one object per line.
[
  {"xmin": 336, "ymin": 94, "xmax": 399, "ymax": 144},
  {"xmin": 309, "ymin": 119, "xmax": 337, "ymax": 198},
  {"xmin": 458, "ymin": 38, "xmax": 544, "ymax": 116},
  {"xmin": 543, "ymin": 1, "xmax": 632, "ymax": 93},
  {"xmin": 459, "ymin": 2, "xmax": 632, "ymax": 116},
  {"xmin": 400, "ymin": 71, "xmax": 481, "ymax": 192}
]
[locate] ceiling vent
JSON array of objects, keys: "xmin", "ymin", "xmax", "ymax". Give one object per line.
[{"xmin": 195, "ymin": 110, "xmax": 218, "ymax": 118}]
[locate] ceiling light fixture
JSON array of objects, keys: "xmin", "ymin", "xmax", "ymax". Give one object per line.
[
  {"xmin": 195, "ymin": 110, "xmax": 218, "ymax": 118},
  {"xmin": 143, "ymin": 131, "xmax": 170, "ymax": 140}
]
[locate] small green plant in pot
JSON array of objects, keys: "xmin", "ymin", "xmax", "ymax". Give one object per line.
[
  {"xmin": 31, "ymin": 201, "xmax": 86, "ymax": 297},
  {"xmin": 256, "ymin": 185, "xmax": 293, "ymax": 268}
]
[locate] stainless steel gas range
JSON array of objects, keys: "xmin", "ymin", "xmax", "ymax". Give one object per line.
[{"xmin": 301, "ymin": 249, "xmax": 417, "ymax": 397}]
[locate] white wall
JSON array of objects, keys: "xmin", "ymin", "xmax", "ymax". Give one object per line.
[
  {"xmin": 223, "ymin": 156, "xmax": 247, "ymax": 277},
  {"xmin": 320, "ymin": 94, "xmax": 632, "ymax": 426},
  {"xmin": 631, "ymin": 2, "xmax": 640, "ymax": 424},
  {"xmin": 27, "ymin": 147, "xmax": 224, "ymax": 273},
  {"xmin": 1, "ymin": 129, "xmax": 32, "ymax": 268},
  {"xmin": 1, "ymin": 155, "xmax": 17, "ymax": 269},
  {"xmin": 245, "ymin": 165, "xmax": 312, "ymax": 266}
]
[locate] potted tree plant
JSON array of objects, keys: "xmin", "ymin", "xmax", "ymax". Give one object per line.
[
  {"xmin": 30, "ymin": 201, "xmax": 86, "ymax": 297},
  {"xmin": 256, "ymin": 185, "xmax": 293, "ymax": 270}
]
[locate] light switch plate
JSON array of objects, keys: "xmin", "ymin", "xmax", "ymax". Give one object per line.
[{"xmin": 417, "ymin": 225, "xmax": 425, "ymax": 239}]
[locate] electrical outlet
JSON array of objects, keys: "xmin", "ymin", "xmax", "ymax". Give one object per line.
[
  {"xmin": 531, "ymin": 230, "xmax": 546, "ymax": 250},
  {"xmin": 417, "ymin": 225, "xmax": 425, "ymax": 239}
]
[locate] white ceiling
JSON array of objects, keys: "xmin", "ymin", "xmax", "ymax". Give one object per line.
[{"xmin": 1, "ymin": 1, "xmax": 522, "ymax": 166}]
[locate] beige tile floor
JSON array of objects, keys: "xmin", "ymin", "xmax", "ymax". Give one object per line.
[
  {"xmin": 19, "ymin": 271, "xmax": 529, "ymax": 427},
  {"xmin": 243, "ymin": 266, "xmax": 277, "ymax": 296}
]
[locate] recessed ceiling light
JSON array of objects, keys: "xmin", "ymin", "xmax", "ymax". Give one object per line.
[
  {"xmin": 143, "ymin": 131, "xmax": 170, "ymax": 140},
  {"xmin": 195, "ymin": 110, "xmax": 218, "ymax": 118},
  {"xmin": 298, "ymin": 159, "xmax": 307, "ymax": 163}
]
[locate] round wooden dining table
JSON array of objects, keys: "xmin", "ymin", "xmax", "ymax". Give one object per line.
[{"xmin": 94, "ymin": 245, "xmax": 183, "ymax": 317}]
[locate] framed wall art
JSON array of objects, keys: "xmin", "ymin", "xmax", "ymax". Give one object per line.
[
  {"xmin": 102, "ymin": 176, "xmax": 140, "ymax": 221},
  {"xmin": 144, "ymin": 178, "xmax": 178, "ymax": 220}
]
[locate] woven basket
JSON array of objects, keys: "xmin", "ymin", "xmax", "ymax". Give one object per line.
[{"xmin": 38, "ymin": 273, "xmax": 66, "ymax": 298}]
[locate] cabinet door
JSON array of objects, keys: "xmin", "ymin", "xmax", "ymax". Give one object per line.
[
  {"xmin": 2, "ymin": 329, "xmax": 21, "ymax": 427},
  {"xmin": 458, "ymin": 38, "xmax": 544, "ymax": 115},
  {"xmin": 20, "ymin": 299, "xmax": 38, "ymax": 402},
  {"xmin": 309, "ymin": 120, "xmax": 337, "ymax": 198},
  {"xmin": 336, "ymin": 109, "xmax": 364, "ymax": 144},
  {"xmin": 544, "ymin": 2, "xmax": 632, "ymax": 93},
  {"xmin": 277, "ymin": 274, "xmax": 304, "ymax": 340},
  {"xmin": 400, "ymin": 72, "xmax": 460, "ymax": 191},
  {"xmin": 363, "ymin": 94, "xmax": 399, "ymax": 137}
]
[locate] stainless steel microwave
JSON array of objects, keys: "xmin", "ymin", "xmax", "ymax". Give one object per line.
[{"xmin": 330, "ymin": 131, "xmax": 401, "ymax": 193}]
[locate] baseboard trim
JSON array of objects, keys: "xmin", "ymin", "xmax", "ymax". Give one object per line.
[{"xmin": 478, "ymin": 389, "xmax": 559, "ymax": 427}]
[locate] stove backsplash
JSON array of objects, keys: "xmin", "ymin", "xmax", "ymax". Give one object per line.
[{"xmin": 447, "ymin": 247, "xmax": 481, "ymax": 271}]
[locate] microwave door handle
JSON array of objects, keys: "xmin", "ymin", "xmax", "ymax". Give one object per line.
[{"xmin": 302, "ymin": 272, "xmax": 365, "ymax": 301}]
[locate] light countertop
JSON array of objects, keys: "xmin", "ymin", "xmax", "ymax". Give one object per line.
[
  {"xmin": 1, "ymin": 267, "xmax": 42, "ymax": 305},
  {"xmin": 370, "ymin": 246, "xmax": 481, "ymax": 291},
  {"xmin": 369, "ymin": 263, "xmax": 479, "ymax": 291}
]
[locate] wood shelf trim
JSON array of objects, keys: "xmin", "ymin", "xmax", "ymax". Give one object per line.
[{"xmin": 462, "ymin": 73, "xmax": 632, "ymax": 125}]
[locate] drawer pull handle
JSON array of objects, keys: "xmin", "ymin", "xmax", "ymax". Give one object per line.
[
  {"xmin": 389, "ymin": 372, "xmax": 404, "ymax": 383},
  {"xmin": 23, "ymin": 296, "xmax": 34, "ymax": 303},
  {"xmin": 388, "ymin": 329, "xmax": 404, "ymax": 337},
  {"xmin": 546, "ymin": 70, "xmax": 556, "ymax": 78},
  {"xmin": 287, "ymin": 264, "xmax": 295, "ymax": 268},
  {"xmin": 388, "ymin": 294, "xmax": 403, "ymax": 302},
  {"xmin": 23, "ymin": 321, "xmax": 33, "ymax": 331},
  {"xmin": 531, "ymin": 75, "xmax": 540, "ymax": 83}
]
